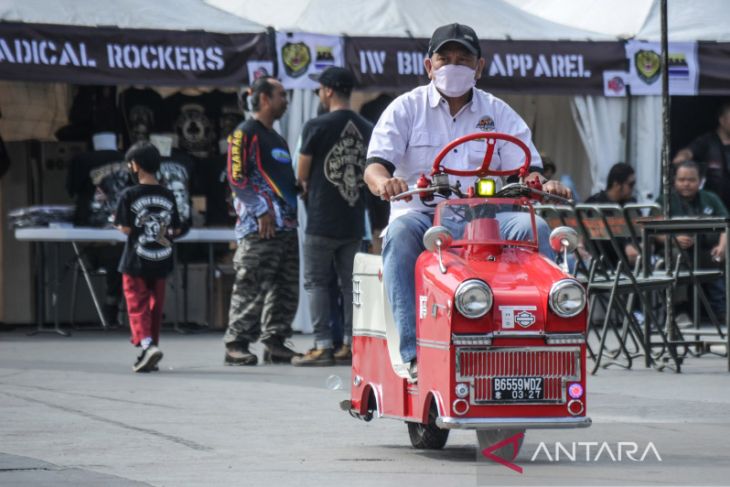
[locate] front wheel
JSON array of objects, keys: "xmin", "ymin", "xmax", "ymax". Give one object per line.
[
  {"xmin": 406, "ymin": 404, "xmax": 449, "ymax": 449},
  {"xmin": 476, "ymin": 429, "xmax": 526, "ymax": 461}
]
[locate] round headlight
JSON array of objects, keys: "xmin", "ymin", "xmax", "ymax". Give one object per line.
[
  {"xmin": 455, "ymin": 279, "xmax": 493, "ymax": 319},
  {"xmin": 549, "ymin": 279, "xmax": 586, "ymax": 318}
]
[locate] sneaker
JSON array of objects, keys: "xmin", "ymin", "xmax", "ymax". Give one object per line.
[
  {"xmin": 262, "ymin": 336, "xmax": 302, "ymax": 364},
  {"xmin": 133, "ymin": 345, "xmax": 163, "ymax": 373},
  {"xmin": 292, "ymin": 348, "xmax": 335, "ymax": 366},
  {"xmin": 333, "ymin": 344, "xmax": 352, "ymax": 365},
  {"xmin": 224, "ymin": 342, "xmax": 258, "ymax": 366}
]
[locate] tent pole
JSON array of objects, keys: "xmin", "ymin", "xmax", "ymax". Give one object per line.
[
  {"xmin": 661, "ymin": 0, "xmax": 670, "ymax": 219},
  {"xmin": 660, "ymin": 0, "xmax": 676, "ymax": 353},
  {"xmin": 625, "ymin": 88, "xmax": 632, "ymax": 168}
]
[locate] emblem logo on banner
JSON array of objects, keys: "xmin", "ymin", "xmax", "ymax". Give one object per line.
[
  {"xmin": 635, "ymin": 50, "xmax": 661, "ymax": 84},
  {"xmin": 625, "ymin": 41, "xmax": 698, "ymax": 95},
  {"xmin": 281, "ymin": 42, "xmax": 311, "ymax": 78},
  {"xmin": 315, "ymin": 46, "xmax": 335, "ymax": 69}
]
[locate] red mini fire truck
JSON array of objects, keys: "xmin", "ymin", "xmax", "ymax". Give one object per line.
[{"xmin": 341, "ymin": 133, "xmax": 590, "ymax": 459}]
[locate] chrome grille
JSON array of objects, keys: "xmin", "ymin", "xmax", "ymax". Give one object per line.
[{"xmin": 456, "ymin": 347, "xmax": 581, "ymax": 404}]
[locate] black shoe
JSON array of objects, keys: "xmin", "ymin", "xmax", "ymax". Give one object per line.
[
  {"xmin": 133, "ymin": 346, "xmax": 163, "ymax": 373},
  {"xmin": 261, "ymin": 336, "xmax": 301, "ymax": 364},
  {"xmin": 224, "ymin": 342, "xmax": 258, "ymax": 366}
]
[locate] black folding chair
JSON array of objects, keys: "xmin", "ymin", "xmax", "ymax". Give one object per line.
[{"xmin": 576, "ymin": 204, "xmax": 680, "ymax": 373}]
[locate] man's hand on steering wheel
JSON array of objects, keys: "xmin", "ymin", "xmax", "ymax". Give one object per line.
[
  {"xmin": 526, "ymin": 172, "xmax": 572, "ymax": 199},
  {"xmin": 376, "ymin": 177, "xmax": 409, "ymax": 201},
  {"xmin": 542, "ymin": 180, "xmax": 572, "ymax": 199}
]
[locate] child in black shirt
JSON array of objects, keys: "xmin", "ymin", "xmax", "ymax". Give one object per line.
[{"xmin": 115, "ymin": 142, "xmax": 181, "ymax": 372}]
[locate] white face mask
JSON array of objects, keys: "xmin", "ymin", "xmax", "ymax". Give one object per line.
[{"xmin": 432, "ymin": 64, "xmax": 476, "ymax": 97}]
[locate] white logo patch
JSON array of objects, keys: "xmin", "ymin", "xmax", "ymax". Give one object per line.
[{"xmin": 499, "ymin": 305, "xmax": 537, "ymax": 329}]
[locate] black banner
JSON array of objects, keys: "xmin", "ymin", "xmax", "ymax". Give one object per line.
[
  {"xmin": 0, "ymin": 22, "xmax": 271, "ymax": 86},
  {"xmin": 346, "ymin": 37, "xmax": 627, "ymax": 95},
  {"xmin": 697, "ymin": 42, "xmax": 730, "ymax": 96}
]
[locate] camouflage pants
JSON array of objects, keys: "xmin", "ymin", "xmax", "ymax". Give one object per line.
[{"xmin": 223, "ymin": 231, "xmax": 299, "ymax": 345}]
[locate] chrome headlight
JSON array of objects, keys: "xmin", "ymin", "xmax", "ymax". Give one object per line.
[
  {"xmin": 454, "ymin": 279, "xmax": 493, "ymax": 319},
  {"xmin": 549, "ymin": 279, "xmax": 586, "ymax": 318}
]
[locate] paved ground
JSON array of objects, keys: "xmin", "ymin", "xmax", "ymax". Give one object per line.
[{"xmin": 1, "ymin": 327, "xmax": 730, "ymax": 486}]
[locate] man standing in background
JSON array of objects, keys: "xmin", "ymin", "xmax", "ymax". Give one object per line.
[
  {"xmin": 293, "ymin": 67, "xmax": 372, "ymax": 366},
  {"xmin": 223, "ymin": 76, "xmax": 301, "ymax": 366}
]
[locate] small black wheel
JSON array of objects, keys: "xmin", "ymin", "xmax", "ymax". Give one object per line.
[{"xmin": 406, "ymin": 403, "xmax": 449, "ymax": 450}]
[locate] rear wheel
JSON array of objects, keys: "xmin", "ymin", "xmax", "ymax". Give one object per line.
[
  {"xmin": 406, "ymin": 403, "xmax": 449, "ymax": 449},
  {"xmin": 476, "ymin": 429, "xmax": 526, "ymax": 461}
]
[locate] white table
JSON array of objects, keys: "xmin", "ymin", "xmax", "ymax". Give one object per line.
[{"xmin": 15, "ymin": 227, "xmax": 237, "ymax": 335}]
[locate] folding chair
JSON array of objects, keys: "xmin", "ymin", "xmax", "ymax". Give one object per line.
[{"xmin": 575, "ymin": 204, "xmax": 680, "ymax": 373}]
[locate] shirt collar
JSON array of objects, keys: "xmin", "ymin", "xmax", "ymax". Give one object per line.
[{"xmin": 427, "ymin": 81, "xmax": 478, "ymax": 112}]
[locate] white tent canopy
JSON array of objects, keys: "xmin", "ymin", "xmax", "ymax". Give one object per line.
[
  {"xmin": 0, "ymin": 0, "xmax": 265, "ymax": 33},
  {"xmin": 206, "ymin": 0, "xmax": 611, "ymax": 40},
  {"xmin": 504, "ymin": 0, "xmax": 730, "ymax": 42}
]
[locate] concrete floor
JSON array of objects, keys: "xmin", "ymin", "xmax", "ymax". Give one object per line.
[{"xmin": 1, "ymin": 328, "xmax": 730, "ymax": 486}]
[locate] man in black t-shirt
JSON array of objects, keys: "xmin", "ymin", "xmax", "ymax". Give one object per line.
[
  {"xmin": 673, "ymin": 101, "xmax": 730, "ymax": 210},
  {"xmin": 292, "ymin": 67, "xmax": 373, "ymax": 367},
  {"xmin": 585, "ymin": 162, "xmax": 639, "ymax": 269}
]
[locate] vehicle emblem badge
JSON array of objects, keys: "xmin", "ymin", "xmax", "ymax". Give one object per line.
[
  {"xmin": 499, "ymin": 305, "xmax": 537, "ymax": 329},
  {"xmin": 515, "ymin": 310, "xmax": 536, "ymax": 328}
]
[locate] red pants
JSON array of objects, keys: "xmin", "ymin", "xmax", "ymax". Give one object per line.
[{"xmin": 123, "ymin": 274, "xmax": 166, "ymax": 346}]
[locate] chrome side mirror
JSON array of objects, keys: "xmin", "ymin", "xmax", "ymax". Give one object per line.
[
  {"xmin": 549, "ymin": 226, "xmax": 579, "ymax": 273},
  {"xmin": 423, "ymin": 226, "xmax": 453, "ymax": 274}
]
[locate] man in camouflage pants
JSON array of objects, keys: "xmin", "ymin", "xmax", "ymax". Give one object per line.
[{"xmin": 223, "ymin": 76, "xmax": 301, "ymax": 366}]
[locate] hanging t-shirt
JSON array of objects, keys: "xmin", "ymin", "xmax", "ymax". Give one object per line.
[
  {"xmin": 195, "ymin": 154, "xmax": 236, "ymax": 226},
  {"xmin": 114, "ymin": 184, "xmax": 181, "ymax": 278},
  {"xmin": 162, "ymin": 93, "xmax": 218, "ymax": 158},
  {"xmin": 299, "ymin": 109, "xmax": 372, "ymax": 239},
  {"xmin": 157, "ymin": 149, "xmax": 195, "ymax": 232},
  {"xmin": 206, "ymin": 90, "xmax": 245, "ymax": 141},
  {"xmin": 119, "ymin": 88, "xmax": 163, "ymax": 147},
  {"xmin": 66, "ymin": 150, "xmax": 132, "ymax": 227}
]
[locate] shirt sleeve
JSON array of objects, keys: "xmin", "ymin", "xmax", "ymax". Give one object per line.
[
  {"xmin": 366, "ymin": 96, "xmax": 411, "ymax": 174},
  {"xmin": 494, "ymin": 99, "xmax": 542, "ymax": 171},
  {"xmin": 226, "ymin": 127, "xmax": 270, "ymax": 218},
  {"xmin": 708, "ymin": 191, "xmax": 729, "ymax": 217},
  {"xmin": 299, "ymin": 119, "xmax": 318, "ymax": 156},
  {"xmin": 688, "ymin": 133, "xmax": 711, "ymax": 161}
]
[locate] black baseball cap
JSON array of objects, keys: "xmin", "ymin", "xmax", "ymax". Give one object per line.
[
  {"xmin": 308, "ymin": 67, "xmax": 355, "ymax": 93},
  {"xmin": 428, "ymin": 23, "xmax": 481, "ymax": 58}
]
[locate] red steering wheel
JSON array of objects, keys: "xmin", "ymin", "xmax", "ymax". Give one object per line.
[{"xmin": 430, "ymin": 132, "xmax": 531, "ymax": 178}]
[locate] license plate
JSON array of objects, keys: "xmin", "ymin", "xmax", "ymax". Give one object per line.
[{"xmin": 492, "ymin": 376, "xmax": 544, "ymax": 401}]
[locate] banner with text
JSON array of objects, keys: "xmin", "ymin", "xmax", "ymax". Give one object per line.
[
  {"xmin": 0, "ymin": 22, "xmax": 271, "ymax": 86},
  {"xmin": 346, "ymin": 37, "xmax": 626, "ymax": 95}
]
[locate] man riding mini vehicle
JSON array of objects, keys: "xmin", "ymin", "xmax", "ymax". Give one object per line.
[{"xmin": 341, "ymin": 132, "xmax": 591, "ymax": 459}]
